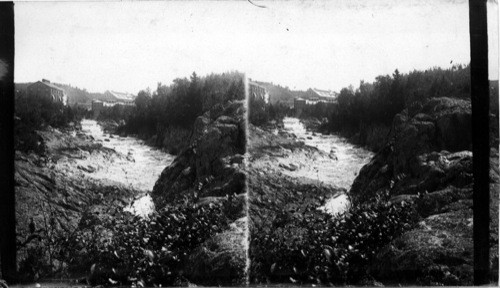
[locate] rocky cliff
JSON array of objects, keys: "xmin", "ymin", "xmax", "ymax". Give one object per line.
[
  {"xmin": 349, "ymin": 97, "xmax": 498, "ymax": 285},
  {"xmin": 151, "ymin": 100, "xmax": 247, "ymax": 285},
  {"xmin": 152, "ymin": 100, "xmax": 246, "ymax": 210}
]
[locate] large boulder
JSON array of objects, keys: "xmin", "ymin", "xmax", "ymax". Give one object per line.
[{"xmin": 152, "ymin": 100, "xmax": 246, "ymax": 208}]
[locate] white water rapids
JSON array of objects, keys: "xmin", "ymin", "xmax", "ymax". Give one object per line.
[
  {"xmin": 282, "ymin": 117, "xmax": 374, "ymax": 215},
  {"xmin": 78, "ymin": 118, "xmax": 372, "ymax": 217},
  {"xmin": 80, "ymin": 119, "xmax": 174, "ymax": 216}
]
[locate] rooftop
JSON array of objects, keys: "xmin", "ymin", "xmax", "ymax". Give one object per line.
[
  {"xmin": 312, "ymin": 88, "xmax": 336, "ymax": 98},
  {"xmin": 30, "ymin": 80, "xmax": 65, "ymax": 92},
  {"xmin": 107, "ymin": 90, "xmax": 135, "ymax": 101},
  {"xmin": 248, "ymin": 81, "xmax": 266, "ymax": 90}
]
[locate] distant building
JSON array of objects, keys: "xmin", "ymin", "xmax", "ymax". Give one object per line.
[
  {"xmin": 294, "ymin": 88, "xmax": 338, "ymax": 117},
  {"xmin": 27, "ymin": 79, "xmax": 67, "ymax": 105},
  {"xmin": 91, "ymin": 91, "xmax": 135, "ymax": 118},
  {"xmin": 249, "ymin": 81, "xmax": 270, "ymax": 104},
  {"xmin": 310, "ymin": 88, "xmax": 337, "ymax": 101},
  {"xmin": 103, "ymin": 90, "xmax": 136, "ymax": 103}
]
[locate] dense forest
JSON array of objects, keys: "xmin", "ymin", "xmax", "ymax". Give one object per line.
[
  {"xmin": 299, "ymin": 65, "xmax": 478, "ymax": 150},
  {"xmin": 115, "ymin": 71, "xmax": 245, "ymax": 154},
  {"xmin": 328, "ymin": 65, "xmax": 471, "ymax": 127}
]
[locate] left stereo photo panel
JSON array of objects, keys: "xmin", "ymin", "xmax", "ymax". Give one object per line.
[{"xmin": 12, "ymin": 2, "xmax": 248, "ymax": 286}]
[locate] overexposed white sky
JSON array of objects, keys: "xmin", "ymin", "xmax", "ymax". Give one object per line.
[{"xmin": 14, "ymin": 0, "xmax": 498, "ymax": 94}]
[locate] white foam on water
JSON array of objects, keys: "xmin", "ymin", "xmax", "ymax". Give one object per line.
[
  {"xmin": 79, "ymin": 119, "xmax": 174, "ymax": 217},
  {"xmin": 282, "ymin": 117, "xmax": 373, "ymax": 215},
  {"xmin": 124, "ymin": 194, "xmax": 156, "ymax": 218}
]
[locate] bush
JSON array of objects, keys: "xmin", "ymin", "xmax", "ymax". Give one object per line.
[
  {"xmin": 250, "ymin": 190, "xmax": 418, "ymax": 285},
  {"xmin": 55, "ymin": 200, "xmax": 230, "ymax": 286}
]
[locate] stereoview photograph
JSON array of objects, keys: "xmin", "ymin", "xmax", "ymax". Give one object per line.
[{"xmin": 1, "ymin": 0, "xmax": 498, "ymax": 287}]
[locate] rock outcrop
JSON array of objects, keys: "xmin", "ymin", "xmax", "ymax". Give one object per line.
[
  {"xmin": 349, "ymin": 97, "xmax": 498, "ymax": 285},
  {"xmin": 152, "ymin": 100, "xmax": 246, "ymax": 212},
  {"xmin": 151, "ymin": 100, "xmax": 247, "ymax": 285}
]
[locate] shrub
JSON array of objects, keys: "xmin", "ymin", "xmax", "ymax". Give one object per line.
[
  {"xmin": 55, "ymin": 200, "xmax": 230, "ymax": 286},
  {"xmin": 250, "ymin": 191, "xmax": 418, "ymax": 285}
]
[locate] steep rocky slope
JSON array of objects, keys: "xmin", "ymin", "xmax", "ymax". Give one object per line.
[
  {"xmin": 349, "ymin": 97, "xmax": 498, "ymax": 285},
  {"xmin": 151, "ymin": 100, "xmax": 247, "ymax": 285},
  {"xmin": 152, "ymin": 100, "xmax": 246, "ymax": 208}
]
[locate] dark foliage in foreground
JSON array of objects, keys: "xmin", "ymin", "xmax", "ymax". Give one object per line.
[
  {"xmin": 250, "ymin": 190, "xmax": 418, "ymax": 285},
  {"xmin": 53, "ymin": 200, "xmax": 230, "ymax": 286}
]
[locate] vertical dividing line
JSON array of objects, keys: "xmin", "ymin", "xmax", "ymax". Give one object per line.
[
  {"xmin": 244, "ymin": 74, "xmax": 251, "ymax": 286},
  {"xmin": 469, "ymin": 0, "xmax": 491, "ymax": 285},
  {"xmin": 0, "ymin": 2, "xmax": 16, "ymax": 283}
]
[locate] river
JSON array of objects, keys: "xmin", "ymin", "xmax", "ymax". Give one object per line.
[
  {"xmin": 282, "ymin": 117, "xmax": 374, "ymax": 214},
  {"xmin": 79, "ymin": 119, "xmax": 174, "ymax": 216},
  {"xmin": 77, "ymin": 118, "xmax": 371, "ymax": 217}
]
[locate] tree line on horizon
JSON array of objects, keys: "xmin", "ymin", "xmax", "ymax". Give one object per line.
[
  {"xmin": 328, "ymin": 65, "xmax": 471, "ymax": 127},
  {"xmin": 293, "ymin": 64, "xmax": 485, "ymax": 150},
  {"xmin": 115, "ymin": 71, "xmax": 245, "ymax": 152}
]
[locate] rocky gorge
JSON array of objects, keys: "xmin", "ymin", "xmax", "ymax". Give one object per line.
[
  {"xmin": 12, "ymin": 94, "xmax": 498, "ymax": 286},
  {"xmin": 14, "ymin": 99, "xmax": 249, "ymax": 286}
]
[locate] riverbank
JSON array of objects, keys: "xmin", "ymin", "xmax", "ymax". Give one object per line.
[
  {"xmin": 15, "ymin": 123, "xmax": 143, "ymax": 282},
  {"xmin": 15, "ymin": 100, "xmax": 250, "ymax": 286},
  {"xmin": 249, "ymin": 97, "xmax": 498, "ymax": 285},
  {"xmin": 248, "ymin": 121, "xmax": 384, "ymax": 284}
]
